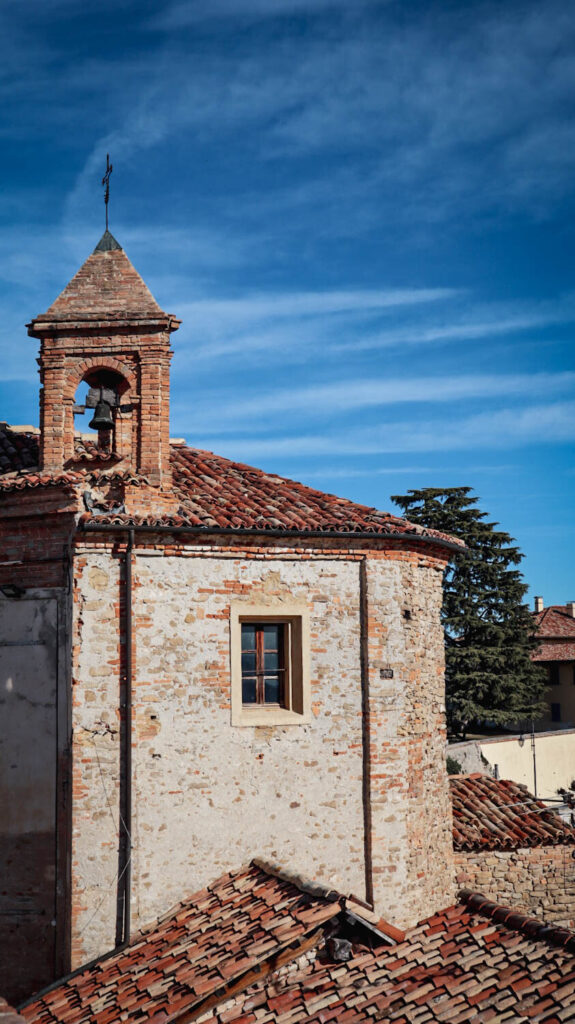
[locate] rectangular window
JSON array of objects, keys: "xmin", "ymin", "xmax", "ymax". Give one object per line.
[
  {"xmin": 551, "ymin": 702, "xmax": 561, "ymax": 722},
  {"xmin": 549, "ymin": 663, "xmax": 560, "ymax": 686},
  {"xmin": 241, "ymin": 622, "xmax": 286, "ymax": 706},
  {"xmin": 230, "ymin": 602, "xmax": 310, "ymax": 726}
]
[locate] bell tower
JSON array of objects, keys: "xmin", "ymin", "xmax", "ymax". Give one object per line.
[{"xmin": 28, "ymin": 230, "xmax": 180, "ymax": 508}]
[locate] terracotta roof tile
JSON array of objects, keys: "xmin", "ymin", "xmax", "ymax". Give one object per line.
[
  {"xmin": 204, "ymin": 892, "xmax": 575, "ymax": 1024},
  {"xmin": 536, "ymin": 641, "xmax": 575, "ymax": 662},
  {"xmin": 450, "ymin": 774, "xmax": 575, "ymax": 851},
  {"xmin": 0, "ymin": 429, "xmax": 462, "ymax": 550},
  {"xmin": 20, "ymin": 863, "xmax": 340, "ymax": 1024},
  {"xmin": 532, "ymin": 607, "xmax": 575, "ymax": 663},
  {"xmin": 534, "ymin": 607, "xmax": 575, "ymax": 641},
  {"xmin": 0, "ymin": 429, "xmax": 38, "ymax": 474},
  {"xmin": 18, "ymin": 864, "xmax": 575, "ymax": 1024}
]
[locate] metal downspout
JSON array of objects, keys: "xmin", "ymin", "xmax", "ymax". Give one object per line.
[{"xmin": 123, "ymin": 528, "xmax": 134, "ymax": 945}]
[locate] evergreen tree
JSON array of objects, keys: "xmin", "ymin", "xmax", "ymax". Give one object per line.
[{"xmin": 391, "ymin": 487, "xmax": 546, "ymax": 737}]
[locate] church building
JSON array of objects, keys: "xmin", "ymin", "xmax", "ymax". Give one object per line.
[{"xmin": 0, "ymin": 231, "xmax": 462, "ymax": 1002}]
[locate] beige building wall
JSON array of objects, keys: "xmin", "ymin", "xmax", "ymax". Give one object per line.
[
  {"xmin": 70, "ymin": 536, "xmax": 454, "ymax": 967},
  {"xmin": 542, "ymin": 662, "xmax": 575, "ymax": 728},
  {"xmin": 478, "ymin": 729, "xmax": 575, "ymax": 800}
]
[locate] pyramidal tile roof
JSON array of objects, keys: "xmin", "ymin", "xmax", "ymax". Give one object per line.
[{"xmin": 33, "ymin": 232, "xmax": 165, "ymax": 321}]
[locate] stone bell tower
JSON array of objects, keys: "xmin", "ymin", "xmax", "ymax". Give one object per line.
[{"xmin": 27, "ymin": 230, "xmax": 180, "ymax": 512}]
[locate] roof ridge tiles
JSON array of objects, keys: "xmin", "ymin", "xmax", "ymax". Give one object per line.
[{"xmin": 459, "ymin": 891, "xmax": 575, "ymax": 952}]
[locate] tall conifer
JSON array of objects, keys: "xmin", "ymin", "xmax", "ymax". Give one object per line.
[{"xmin": 392, "ymin": 487, "xmax": 546, "ymax": 737}]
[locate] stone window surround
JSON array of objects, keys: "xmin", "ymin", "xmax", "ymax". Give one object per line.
[{"xmin": 230, "ymin": 600, "xmax": 311, "ymax": 726}]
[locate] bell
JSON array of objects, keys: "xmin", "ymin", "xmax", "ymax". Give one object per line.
[{"xmin": 89, "ymin": 399, "xmax": 114, "ymax": 432}]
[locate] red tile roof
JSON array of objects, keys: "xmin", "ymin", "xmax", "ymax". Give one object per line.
[
  {"xmin": 534, "ymin": 606, "xmax": 575, "ymax": 640},
  {"xmin": 533, "ymin": 606, "xmax": 575, "ymax": 663},
  {"xmin": 0, "ymin": 428, "xmax": 39, "ymax": 475},
  {"xmin": 0, "ymin": 429, "xmax": 462, "ymax": 550},
  {"xmin": 450, "ymin": 774, "xmax": 575, "ymax": 851},
  {"xmin": 20, "ymin": 863, "xmax": 341, "ymax": 1024},
  {"xmin": 206, "ymin": 892, "xmax": 575, "ymax": 1024},
  {"xmin": 21, "ymin": 869, "xmax": 575, "ymax": 1024}
]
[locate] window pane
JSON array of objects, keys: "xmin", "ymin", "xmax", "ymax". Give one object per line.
[
  {"xmin": 264, "ymin": 650, "xmax": 279, "ymax": 671},
  {"xmin": 242, "ymin": 678, "xmax": 257, "ymax": 704},
  {"xmin": 262, "ymin": 624, "xmax": 280, "ymax": 650},
  {"xmin": 264, "ymin": 676, "xmax": 281, "ymax": 703},
  {"xmin": 242, "ymin": 651, "xmax": 257, "ymax": 673},
  {"xmin": 241, "ymin": 625, "xmax": 256, "ymax": 650}
]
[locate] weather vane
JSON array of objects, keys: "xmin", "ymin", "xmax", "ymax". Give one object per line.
[{"xmin": 102, "ymin": 153, "xmax": 113, "ymax": 231}]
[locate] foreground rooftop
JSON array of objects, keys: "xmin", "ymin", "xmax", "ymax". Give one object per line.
[{"xmin": 20, "ymin": 860, "xmax": 575, "ymax": 1024}]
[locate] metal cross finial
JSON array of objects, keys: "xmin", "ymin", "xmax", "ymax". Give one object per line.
[{"xmin": 102, "ymin": 153, "xmax": 113, "ymax": 230}]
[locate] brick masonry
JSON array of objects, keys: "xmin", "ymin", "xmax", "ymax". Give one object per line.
[
  {"xmin": 455, "ymin": 846, "xmax": 575, "ymax": 927},
  {"xmin": 1, "ymin": 234, "xmax": 457, "ymax": 998},
  {"xmin": 69, "ymin": 534, "xmax": 454, "ymax": 966},
  {"xmin": 27, "ymin": 243, "xmax": 180, "ymax": 497}
]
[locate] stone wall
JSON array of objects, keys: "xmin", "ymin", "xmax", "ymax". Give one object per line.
[
  {"xmin": 70, "ymin": 534, "xmax": 454, "ymax": 966},
  {"xmin": 455, "ymin": 846, "xmax": 575, "ymax": 927}
]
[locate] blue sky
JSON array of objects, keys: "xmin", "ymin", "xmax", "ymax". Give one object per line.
[{"xmin": 0, "ymin": 0, "xmax": 574, "ymax": 601}]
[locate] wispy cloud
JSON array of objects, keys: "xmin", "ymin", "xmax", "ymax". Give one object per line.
[
  {"xmin": 181, "ymin": 295, "xmax": 575, "ymax": 367},
  {"xmin": 176, "ymin": 373, "xmax": 575, "ymax": 430},
  {"xmin": 55, "ymin": 0, "xmax": 575, "ymax": 242},
  {"xmin": 190, "ymin": 401, "xmax": 575, "ymax": 460},
  {"xmin": 150, "ymin": 0, "xmax": 382, "ymax": 28}
]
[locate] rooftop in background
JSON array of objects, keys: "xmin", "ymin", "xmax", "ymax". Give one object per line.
[
  {"xmin": 20, "ymin": 861, "xmax": 575, "ymax": 1024},
  {"xmin": 450, "ymin": 773, "xmax": 575, "ymax": 851},
  {"xmin": 0, "ymin": 426, "xmax": 463, "ymax": 548},
  {"xmin": 532, "ymin": 601, "xmax": 575, "ymax": 662}
]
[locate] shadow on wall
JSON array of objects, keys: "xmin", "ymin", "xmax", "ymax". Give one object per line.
[{"xmin": 0, "ymin": 831, "xmax": 56, "ymax": 1005}]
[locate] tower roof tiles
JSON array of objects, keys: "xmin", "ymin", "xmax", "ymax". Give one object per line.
[{"xmin": 28, "ymin": 234, "xmax": 171, "ymax": 325}]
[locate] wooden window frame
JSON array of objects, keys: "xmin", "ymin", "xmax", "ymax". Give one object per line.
[
  {"xmin": 230, "ymin": 602, "xmax": 311, "ymax": 727},
  {"xmin": 241, "ymin": 622, "xmax": 287, "ymax": 707}
]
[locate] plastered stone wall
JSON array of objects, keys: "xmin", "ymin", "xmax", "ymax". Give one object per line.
[
  {"xmin": 454, "ymin": 846, "xmax": 575, "ymax": 927},
  {"xmin": 70, "ymin": 537, "xmax": 453, "ymax": 965}
]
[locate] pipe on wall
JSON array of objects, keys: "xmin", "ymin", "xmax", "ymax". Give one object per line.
[{"xmin": 116, "ymin": 528, "xmax": 134, "ymax": 948}]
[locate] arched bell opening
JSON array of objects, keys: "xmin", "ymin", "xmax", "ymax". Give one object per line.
[{"xmin": 71, "ymin": 369, "xmax": 132, "ymax": 466}]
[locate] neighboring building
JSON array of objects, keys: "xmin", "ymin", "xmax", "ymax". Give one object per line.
[
  {"xmin": 18, "ymin": 860, "xmax": 575, "ymax": 1024},
  {"xmin": 532, "ymin": 597, "xmax": 575, "ymax": 729},
  {"xmin": 451, "ymin": 773, "xmax": 575, "ymax": 927},
  {"xmin": 0, "ymin": 231, "xmax": 463, "ymax": 1003}
]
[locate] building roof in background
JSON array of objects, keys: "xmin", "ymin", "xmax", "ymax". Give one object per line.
[
  {"xmin": 0, "ymin": 428, "xmax": 462, "ymax": 549},
  {"xmin": 534, "ymin": 605, "xmax": 575, "ymax": 640},
  {"xmin": 20, "ymin": 868, "xmax": 575, "ymax": 1024},
  {"xmin": 532, "ymin": 605, "xmax": 575, "ymax": 663},
  {"xmin": 450, "ymin": 774, "xmax": 575, "ymax": 851}
]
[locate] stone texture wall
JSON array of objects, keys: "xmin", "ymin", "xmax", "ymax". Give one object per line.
[
  {"xmin": 455, "ymin": 847, "xmax": 575, "ymax": 926},
  {"xmin": 364, "ymin": 549, "xmax": 455, "ymax": 927},
  {"xmin": 70, "ymin": 535, "xmax": 453, "ymax": 966}
]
